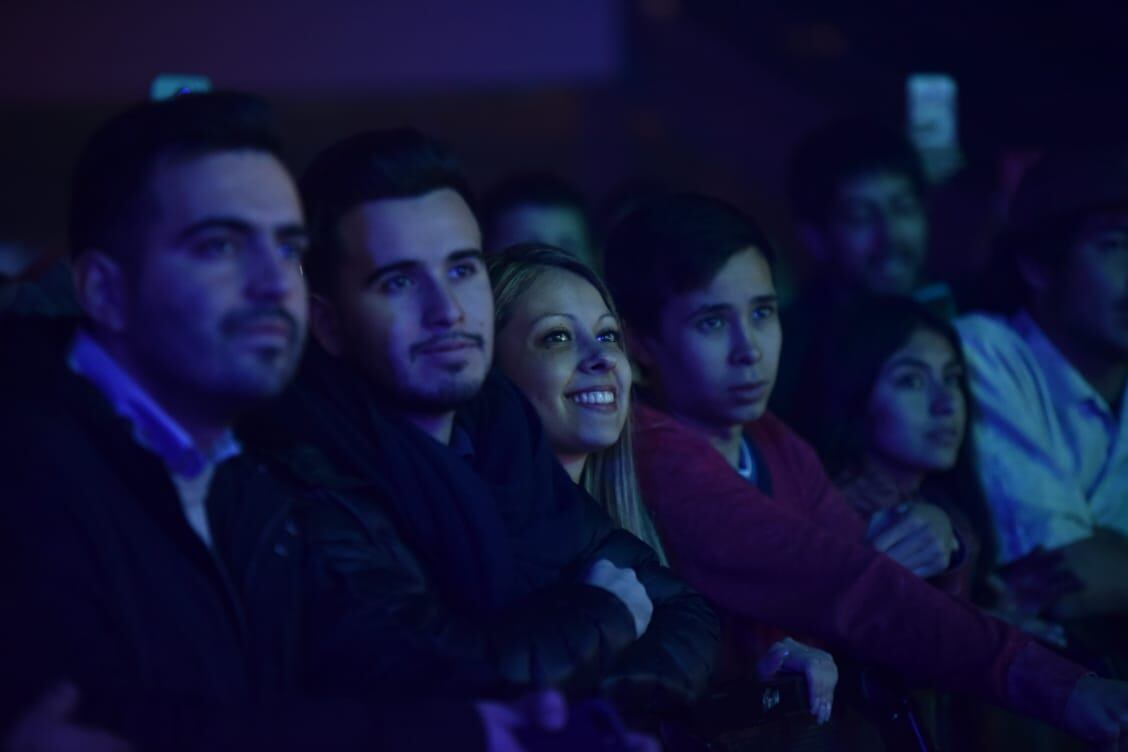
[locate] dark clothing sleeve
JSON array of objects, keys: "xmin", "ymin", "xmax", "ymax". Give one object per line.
[
  {"xmin": 0, "ymin": 459, "xmax": 486, "ymax": 752},
  {"xmin": 301, "ymin": 489, "xmax": 641, "ymax": 699},
  {"xmin": 0, "ymin": 320, "xmax": 487, "ymax": 752},
  {"xmin": 269, "ymin": 361, "xmax": 718, "ymax": 709}
]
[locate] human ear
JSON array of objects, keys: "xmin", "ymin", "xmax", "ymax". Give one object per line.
[
  {"xmin": 73, "ymin": 251, "xmax": 128, "ymax": 333},
  {"xmin": 1015, "ymin": 254, "xmax": 1051, "ymax": 298},
  {"xmin": 309, "ymin": 293, "xmax": 344, "ymax": 356}
]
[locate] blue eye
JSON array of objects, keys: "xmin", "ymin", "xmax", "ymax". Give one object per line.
[
  {"xmin": 279, "ymin": 238, "xmax": 308, "ymax": 261},
  {"xmin": 380, "ymin": 275, "xmax": 414, "ymax": 293},
  {"xmin": 695, "ymin": 316, "xmax": 725, "ymax": 333},
  {"xmin": 597, "ymin": 328, "xmax": 621, "ymax": 345},
  {"xmin": 751, "ymin": 305, "xmax": 776, "ymax": 322},
  {"xmin": 194, "ymin": 235, "xmax": 240, "ymax": 259},
  {"xmin": 449, "ymin": 261, "xmax": 479, "ymax": 280},
  {"xmin": 541, "ymin": 329, "xmax": 571, "ymax": 346}
]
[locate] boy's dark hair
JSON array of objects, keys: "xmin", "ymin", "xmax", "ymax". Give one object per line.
[
  {"xmin": 299, "ymin": 128, "xmax": 474, "ymax": 294},
  {"xmin": 481, "ymin": 172, "xmax": 589, "ymax": 236},
  {"xmin": 603, "ymin": 193, "xmax": 775, "ymax": 335},
  {"xmin": 788, "ymin": 119, "xmax": 926, "ymax": 225},
  {"xmin": 69, "ymin": 92, "xmax": 284, "ymax": 264}
]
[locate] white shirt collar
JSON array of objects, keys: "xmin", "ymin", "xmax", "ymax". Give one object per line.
[
  {"xmin": 735, "ymin": 437, "xmax": 757, "ymax": 484},
  {"xmin": 68, "ymin": 330, "xmax": 241, "ymax": 478},
  {"xmin": 1012, "ymin": 310, "xmax": 1126, "ymax": 419}
]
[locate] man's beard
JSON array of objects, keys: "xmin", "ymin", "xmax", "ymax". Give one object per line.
[{"xmin": 384, "ymin": 372, "xmax": 485, "ymax": 416}]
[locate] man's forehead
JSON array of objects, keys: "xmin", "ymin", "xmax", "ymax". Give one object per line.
[
  {"xmin": 338, "ymin": 190, "xmax": 481, "ymax": 267},
  {"xmin": 667, "ymin": 252, "xmax": 775, "ymax": 313},
  {"xmin": 151, "ymin": 150, "xmax": 302, "ymax": 223}
]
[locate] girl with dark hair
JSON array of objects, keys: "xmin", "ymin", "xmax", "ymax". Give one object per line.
[
  {"xmin": 804, "ymin": 295, "xmax": 1068, "ymax": 643},
  {"xmin": 804, "ymin": 296, "xmax": 984, "ymax": 592}
]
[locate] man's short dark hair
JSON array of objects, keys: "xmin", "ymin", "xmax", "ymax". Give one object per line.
[
  {"xmin": 481, "ymin": 172, "xmax": 590, "ymax": 239},
  {"xmin": 299, "ymin": 128, "xmax": 474, "ymax": 294},
  {"xmin": 69, "ymin": 92, "xmax": 284, "ymax": 264},
  {"xmin": 788, "ymin": 119, "xmax": 926, "ymax": 225},
  {"xmin": 603, "ymin": 193, "xmax": 776, "ymax": 335},
  {"xmin": 977, "ymin": 147, "xmax": 1128, "ymax": 313}
]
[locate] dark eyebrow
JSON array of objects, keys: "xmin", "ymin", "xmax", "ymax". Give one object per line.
[
  {"xmin": 175, "ymin": 217, "xmax": 307, "ymax": 244},
  {"xmin": 684, "ymin": 302, "xmax": 733, "ymax": 322},
  {"xmin": 365, "ymin": 259, "xmax": 421, "ymax": 286},
  {"xmin": 885, "ymin": 355, "xmax": 931, "ymax": 372},
  {"xmin": 276, "ymin": 223, "xmax": 309, "ymax": 239},
  {"xmin": 448, "ymin": 249, "xmax": 484, "ymax": 264},
  {"xmin": 175, "ymin": 217, "xmax": 254, "ymax": 243},
  {"xmin": 365, "ymin": 249, "xmax": 483, "ymax": 286},
  {"xmin": 750, "ymin": 294, "xmax": 779, "ymax": 306}
]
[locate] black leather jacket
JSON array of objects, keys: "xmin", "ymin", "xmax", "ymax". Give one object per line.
[{"xmin": 256, "ymin": 350, "xmax": 720, "ymax": 715}]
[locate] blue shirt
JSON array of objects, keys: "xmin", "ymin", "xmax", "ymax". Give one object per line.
[
  {"xmin": 68, "ymin": 331, "xmax": 241, "ymax": 545},
  {"xmin": 957, "ymin": 311, "xmax": 1128, "ymax": 562}
]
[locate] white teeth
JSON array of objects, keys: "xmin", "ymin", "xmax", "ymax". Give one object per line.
[{"xmin": 571, "ymin": 390, "xmax": 615, "ymax": 405}]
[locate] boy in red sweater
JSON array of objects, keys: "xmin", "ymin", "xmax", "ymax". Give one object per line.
[{"xmin": 602, "ymin": 192, "xmax": 1128, "ymax": 745}]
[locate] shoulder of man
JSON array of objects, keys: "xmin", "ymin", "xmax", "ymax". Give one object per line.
[
  {"xmin": 955, "ymin": 311, "xmax": 1045, "ymax": 400},
  {"xmin": 954, "ymin": 311, "xmax": 1028, "ymax": 362}
]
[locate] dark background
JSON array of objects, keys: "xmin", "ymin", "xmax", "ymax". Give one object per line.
[{"xmin": 3, "ymin": 0, "xmax": 1127, "ymax": 289}]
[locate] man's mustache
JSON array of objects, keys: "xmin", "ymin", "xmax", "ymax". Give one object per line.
[
  {"xmin": 410, "ymin": 331, "xmax": 485, "ymax": 358},
  {"xmin": 222, "ymin": 307, "xmax": 300, "ymax": 340}
]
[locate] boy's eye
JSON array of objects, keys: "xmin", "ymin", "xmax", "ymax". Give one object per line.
[
  {"xmin": 449, "ymin": 260, "xmax": 480, "ymax": 280},
  {"xmin": 695, "ymin": 316, "xmax": 725, "ymax": 333},
  {"xmin": 751, "ymin": 305, "xmax": 776, "ymax": 322}
]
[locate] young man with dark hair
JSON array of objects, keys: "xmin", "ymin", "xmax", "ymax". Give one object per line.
[
  {"xmin": 0, "ymin": 94, "xmax": 565, "ymax": 752},
  {"xmin": 956, "ymin": 149, "xmax": 1128, "ymax": 622},
  {"xmin": 603, "ymin": 191, "xmax": 1128, "ymax": 746},
  {"xmin": 481, "ymin": 172, "xmax": 597, "ymax": 268},
  {"xmin": 263, "ymin": 129, "xmax": 717, "ymax": 714},
  {"xmin": 775, "ymin": 119, "xmax": 952, "ymax": 419},
  {"xmin": 788, "ymin": 119, "xmax": 930, "ymax": 299}
]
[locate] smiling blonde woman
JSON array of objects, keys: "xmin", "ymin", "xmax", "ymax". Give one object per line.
[{"xmin": 489, "ymin": 242, "xmax": 667, "ymax": 564}]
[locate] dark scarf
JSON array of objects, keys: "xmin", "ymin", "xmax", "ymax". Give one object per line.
[{"xmin": 258, "ymin": 344, "xmax": 596, "ymax": 617}]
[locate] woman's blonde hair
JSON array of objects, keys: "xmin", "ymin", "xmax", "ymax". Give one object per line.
[{"xmin": 489, "ymin": 243, "xmax": 668, "ymax": 564}]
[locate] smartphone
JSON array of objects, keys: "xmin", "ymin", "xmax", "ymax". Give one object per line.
[
  {"xmin": 906, "ymin": 73, "xmax": 958, "ymax": 151},
  {"xmin": 150, "ymin": 74, "xmax": 212, "ymax": 101},
  {"xmin": 907, "ymin": 73, "xmax": 962, "ymax": 183}
]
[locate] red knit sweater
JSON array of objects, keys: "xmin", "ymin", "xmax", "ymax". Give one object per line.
[{"xmin": 632, "ymin": 402, "xmax": 1086, "ymax": 728}]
